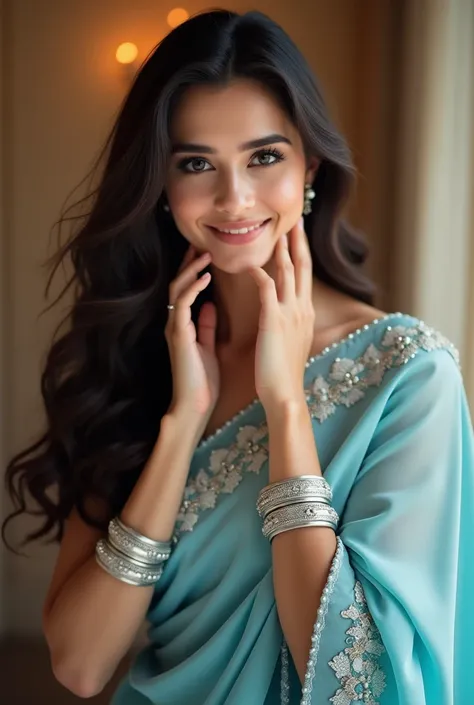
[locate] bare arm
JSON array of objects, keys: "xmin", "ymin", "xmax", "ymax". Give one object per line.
[
  {"xmin": 266, "ymin": 400, "xmax": 336, "ymax": 683},
  {"xmin": 43, "ymin": 411, "xmax": 201, "ymax": 698},
  {"xmin": 44, "ymin": 245, "xmax": 217, "ymax": 698}
]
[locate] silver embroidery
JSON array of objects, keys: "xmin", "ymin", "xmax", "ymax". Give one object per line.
[
  {"xmin": 174, "ymin": 423, "xmax": 269, "ymax": 537},
  {"xmin": 328, "ymin": 581, "xmax": 386, "ymax": 705},
  {"xmin": 307, "ymin": 321, "xmax": 459, "ymax": 422},
  {"xmin": 173, "ymin": 320, "xmax": 458, "ymax": 539},
  {"xmin": 298, "ymin": 537, "xmax": 344, "ymax": 705},
  {"xmin": 280, "ymin": 543, "xmax": 386, "ymax": 705},
  {"xmin": 280, "ymin": 638, "xmax": 290, "ymax": 705}
]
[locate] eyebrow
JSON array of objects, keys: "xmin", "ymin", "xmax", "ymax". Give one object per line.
[{"xmin": 171, "ymin": 133, "xmax": 292, "ymax": 154}]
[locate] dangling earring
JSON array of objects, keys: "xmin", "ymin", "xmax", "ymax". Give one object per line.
[
  {"xmin": 161, "ymin": 193, "xmax": 170, "ymax": 212},
  {"xmin": 303, "ymin": 182, "xmax": 316, "ymax": 215}
]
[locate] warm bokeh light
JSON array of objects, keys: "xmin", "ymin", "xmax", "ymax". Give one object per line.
[
  {"xmin": 167, "ymin": 8, "xmax": 189, "ymax": 28},
  {"xmin": 115, "ymin": 42, "xmax": 138, "ymax": 64}
]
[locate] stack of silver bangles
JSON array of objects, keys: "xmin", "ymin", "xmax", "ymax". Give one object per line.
[
  {"xmin": 257, "ymin": 476, "xmax": 339, "ymax": 542},
  {"xmin": 95, "ymin": 517, "xmax": 172, "ymax": 587}
]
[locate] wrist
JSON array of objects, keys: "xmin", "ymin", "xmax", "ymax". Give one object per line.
[
  {"xmin": 265, "ymin": 394, "xmax": 321, "ymax": 482},
  {"xmin": 161, "ymin": 408, "xmax": 207, "ymax": 450},
  {"xmin": 264, "ymin": 392, "xmax": 309, "ymax": 426}
]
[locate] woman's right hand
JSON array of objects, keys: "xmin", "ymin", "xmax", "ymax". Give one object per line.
[{"xmin": 165, "ymin": 245, "xmax": 220, "ymax": 427}]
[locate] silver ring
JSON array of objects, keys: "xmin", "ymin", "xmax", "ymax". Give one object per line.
[{"xmin": 167, "ymin": 304, "xmax": 175, "ymax": 310}]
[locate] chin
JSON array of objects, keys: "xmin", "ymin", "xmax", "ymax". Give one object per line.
[{"xmin": 210, "ymin": 240, "xmax": 277, "ymax": 274}]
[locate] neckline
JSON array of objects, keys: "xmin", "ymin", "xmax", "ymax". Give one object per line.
[{"xmin": 195, "ymin": 311, "xmax": 409, "ymax": 452}]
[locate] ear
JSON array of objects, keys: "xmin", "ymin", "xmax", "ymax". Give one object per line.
[{"xmin": 305, "ymin": 156, "xmax": 320, "ymax": 184}]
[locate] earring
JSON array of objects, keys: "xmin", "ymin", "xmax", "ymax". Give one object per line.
[
  {"xmin": 163, "ymin": 203, "xmax": 170, "ymax": 212},
  {"xmin": 303, "ymin": 183, "xmax": 316, "ymax": 215}
]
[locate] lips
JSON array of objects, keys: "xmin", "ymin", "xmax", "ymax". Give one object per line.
[{"xmin": 207, "ymin": 218, "xmax": 271, "ymax": 245}]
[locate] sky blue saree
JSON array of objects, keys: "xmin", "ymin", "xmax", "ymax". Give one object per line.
[{"xmin": 111, "ymin": 312, "xmax": 474, "ymax": 705}]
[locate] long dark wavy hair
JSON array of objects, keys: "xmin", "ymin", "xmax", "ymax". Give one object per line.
[{"xmin": 2, "ymin": 8, "xmax": 375, "ymax": 551}]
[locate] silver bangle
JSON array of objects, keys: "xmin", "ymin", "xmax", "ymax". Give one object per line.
[
  {"xmin": 257, "ymin": 476, "xmax": 332, "ymax": 518},
  {"xmin": 257, "ymin": 492, "xmax": 331, "ymax": 520},
  {"xmin": 262, "ymin": 502, "xmax": 339, "ymax": 542},
  {"xmin": 267, "ymin": 518, "xmax": 337, "ymax": 543},
  {"xmin": 95, "ymin": 539, "xmax": 164, "ymax": 587},
  {"xmin": 108, "ymin": 517, "xmax": 172, "ymax": 565}
]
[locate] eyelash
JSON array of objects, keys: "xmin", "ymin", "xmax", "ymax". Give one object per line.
[{"xmin": 177, "ymin": 147, "xmax": 286, "ymax": 174}]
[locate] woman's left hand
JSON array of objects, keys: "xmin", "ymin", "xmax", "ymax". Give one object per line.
[{"xmin": 248, "ymin": 217, "xmax": 315, "ymax": 412}]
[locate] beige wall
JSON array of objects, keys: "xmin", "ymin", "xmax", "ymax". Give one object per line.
[
  {"xmin": 392, "ymin": 0, "xmax": 474, "ymax": 368},
  {"xmin": 1, "ymin": 0, "xmax": 398, "ymax": 637}
]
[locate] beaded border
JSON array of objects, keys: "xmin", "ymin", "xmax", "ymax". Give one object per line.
[
  {"xmin": 196, "ymin": 313, "xmax": 406, "ymax": 452},
  {"xmin": 280, "ymin": 537, "xmax": 344, "ymax": 705}
]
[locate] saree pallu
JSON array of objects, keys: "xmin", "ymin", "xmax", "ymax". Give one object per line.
[{"xmin": 111, "ymin": 313, "xmax": 474, "ymax": 705}]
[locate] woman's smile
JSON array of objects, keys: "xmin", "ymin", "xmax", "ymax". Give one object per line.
[
  {"xmin": 205, "ymin": 218, "xmax": 272, "ymax": 245},
  {"xmin": 165, "ymin": 79, "xmax": 314, "ymax": 272}
]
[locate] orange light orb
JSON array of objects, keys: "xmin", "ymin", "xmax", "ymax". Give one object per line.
[
  {"xmin": 115, "ymin": 42, "xmax": 138, "ymax": 64},
  {"xmin": 167, "ymin": 8, "xmax": 189, "ymax": 28}
]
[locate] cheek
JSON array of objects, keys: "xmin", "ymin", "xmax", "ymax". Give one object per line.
[
  {"xmin": 168, "ymin": 178, "xmax": 205, "ymax": 217},
  {"xmin": 264, "ymin": 169, "xmax": 304, "ymax": 213},
  {"xmin": 166, "ymin": 178, "xmax": 210, "ymax": 242},
  {"xmin": 262, "ymin": 172, "xmax": 304, "ymax": 236}
]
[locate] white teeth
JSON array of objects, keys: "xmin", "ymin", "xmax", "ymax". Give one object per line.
[{"xmin": 217, "ymin": 221, "xmax": 264, "ymax": 235}]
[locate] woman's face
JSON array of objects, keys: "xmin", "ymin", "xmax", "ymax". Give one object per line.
[{"xmin": 165, "ymin": 78, "xmax": 318, "ymax": 273}]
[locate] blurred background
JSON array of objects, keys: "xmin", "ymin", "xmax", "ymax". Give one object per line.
[{"xmin": 0, "ymin": 0, "xmax": 473, "ymax": 702}]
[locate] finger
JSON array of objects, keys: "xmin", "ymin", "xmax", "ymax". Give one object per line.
[
  {"xmin": 170, "ymin": 252, "xmax": 211, "ymax": 304},
  {"xmin": 173, "ymin": 272, "xmax": 212, "ymax": 333},
  {"xmin": 177, "ymin": 245, "xmax": 196, "ymax": 274},
  {"xmin": 197, "ymin": 301, "xmax": 217, "ymax": 355},
  {"xmin": 291, "ymin": 218, "xmax": 313, "ymax": 300},
  {"xmin": 248, "ymin": 267, "xmax": 278, "ymax": 330},
  {"xmin": 275, "ymin": 233, "xmax": 295, "ymax": 303}
]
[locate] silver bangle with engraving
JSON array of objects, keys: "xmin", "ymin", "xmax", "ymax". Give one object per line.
[
  {"xmin": 262, "ymin": 502, "xmax": 339, "ymax": 542},
  {"xmin": 95, "ymin": 538, "xmax": 164, "ymax": 587},
  {"xmin": 257, "ymin": 476, "xmax": 332, "ymax": 519},
  {"xmin": 108, "ymin": 517, "xmax": 172, "ymax": 565}
]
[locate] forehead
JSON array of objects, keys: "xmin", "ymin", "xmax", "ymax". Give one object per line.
[{"xmin": 170, "ymin": 79, "xmax": 298, "ymax": 145}]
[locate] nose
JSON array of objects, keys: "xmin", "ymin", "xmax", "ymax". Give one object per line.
[{"xmin": 214, "ymin": 171, "xmax": 255, "ymax": 214}]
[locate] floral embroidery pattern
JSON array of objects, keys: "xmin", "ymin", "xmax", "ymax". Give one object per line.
[
  {"xmin": 173, "ymin": 320, "xmax": 458, "ymax": 540},
  {"xmin": 328, "ymin": 581, "xmax": 386, "ymax": 705},
  {"xmin": 173, "ymin": 423, "xmax": 269, "ymax": 537},
  {"xmin": 307, "ymin": 321, "xmax": 459, "ymax": 422}
]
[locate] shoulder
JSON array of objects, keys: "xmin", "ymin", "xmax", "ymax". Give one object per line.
[
  {"xmin": 336, "ymin": 305, "xmax": 459, "ymax": 367},
  {"xmin": 365, "ymin": 312, "xmax": 463, "ymax": 403},
  {"xmin": 316, "ymin": 309, "xmax": 460, "ymax": 371},
  {"xmin": 314, "ymin": 310, "xmax": 461, "ymax": 398},
  {"xmin": 304, "ymin": 311, "xmax": 464, "ymax": 424},
  {"xmin": 374, "ymin": 313, "xmax": 460, "ymax": 369}
]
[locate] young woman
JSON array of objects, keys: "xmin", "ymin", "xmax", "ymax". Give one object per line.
[{"xmin": 3, "ymin": 9, "xmax": 473, "ymax": 705}]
